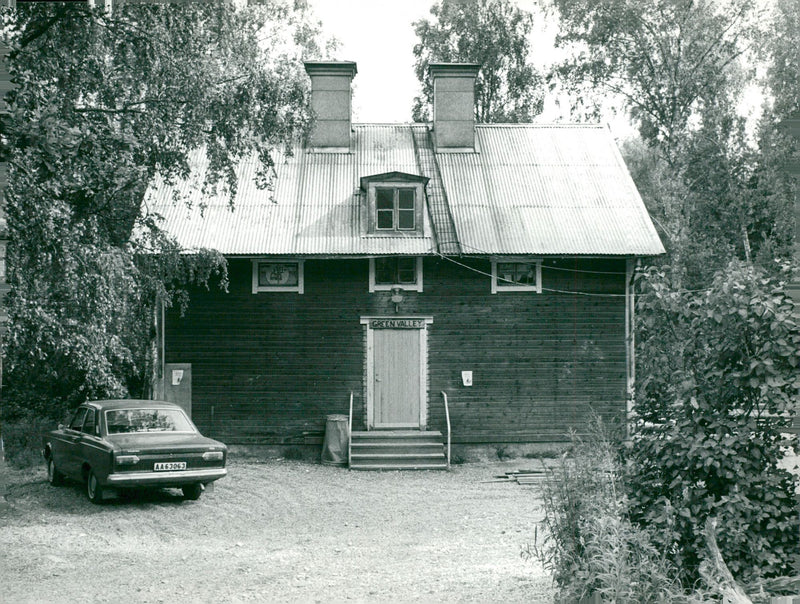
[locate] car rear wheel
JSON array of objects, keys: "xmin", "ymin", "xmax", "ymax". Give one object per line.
[
  {"xmin": 182, "ymin": 483, "xmax": 203, "ymax": 500},
  {"xmin": 86, "ymin": 470, "xmax": 104, "ymax": 504},
  {"xmin": 47, "ymin": 457, "xmax": 65, "ymax": 487}
]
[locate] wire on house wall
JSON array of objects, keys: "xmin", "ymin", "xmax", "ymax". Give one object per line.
[
  {"xmin": 454, "ymin": 242, "xmax": 629, "ymax": 275},
  {"xmin": 430, "ymin": 250, "xmax": 712, "ymax": 298}
]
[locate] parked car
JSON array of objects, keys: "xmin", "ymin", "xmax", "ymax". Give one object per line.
[{"xmin": 42, "ymin": 400, "xmax": 227, "ymax": 503}]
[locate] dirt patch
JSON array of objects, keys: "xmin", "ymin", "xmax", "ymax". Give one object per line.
[{"xmin": 0, "ymin": 458, "xmax": 554, "ymax": 603}]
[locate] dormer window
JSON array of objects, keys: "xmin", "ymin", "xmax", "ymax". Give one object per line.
[
  {"xmin": 361, "ymin": 171, "xmax": 429, "ymax": 236},
  {"xmin": 377, "ymin": 188, "xmax": 416, "ymax": 231}
]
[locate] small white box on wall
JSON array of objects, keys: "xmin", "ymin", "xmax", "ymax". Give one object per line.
[
  {"xmin": 172, "ymin": 369, "xmax": 184, "ymax": 386},
  {"xmin": 461, "ymin": 371, "xmax": 473, "ymax": 387}
]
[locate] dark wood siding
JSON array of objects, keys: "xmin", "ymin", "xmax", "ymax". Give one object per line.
[{"xmin": 165, "ymin": 257, "xmax": 628, "ymax": 444}]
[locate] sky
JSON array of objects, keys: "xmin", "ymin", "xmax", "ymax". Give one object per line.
[
  {"xmin": 304, "ymin": 1, "xmax": 765, "ymax": 143},
  {"xmin": 306, "ymin": 0, "xmax": 433, "ymax": 123},
  {"xmin": 305, "ymin": 0, "xmax": 633, "ymax": 137}
]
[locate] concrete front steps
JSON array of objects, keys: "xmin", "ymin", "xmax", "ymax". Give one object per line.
[{"xmin": 349, "ymin": 430, "xmax": 448, "ymax": 470}]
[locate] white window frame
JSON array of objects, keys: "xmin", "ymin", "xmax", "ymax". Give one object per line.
[
  {"xmin": 365, "ymin": 181, "xmax": 426, "ymax": 236},
  {"xmin": 251, "ymin": 258, "xmax": 305, "ymax": 294},
  {"xmin": 369, "ymin": 257, "xmax": 423, "ymax": 293},
  {"xmin": 375, "ymin": 187, "xmax": 417, "ymax": 231},
  {"xmin": 491, "ymin": 258, "xmax": 542, "ymax": 294}
]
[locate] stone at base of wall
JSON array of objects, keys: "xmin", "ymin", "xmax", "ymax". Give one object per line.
[
  {"xmin": 228, "ymin": 444, "xmax": 319, "ymax": 462},
  {"xmin": 227, "ymin": 442, "xmax": 568, "ymax": 465},
  {"xmin": 449, "ymin": 443, "xmax": 566, "ymax": 464}
]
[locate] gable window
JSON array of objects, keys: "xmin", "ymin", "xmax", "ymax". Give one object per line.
[
  {"xmin": 491, "ymin": 259, "xmax": 542, "ymax": 294},
  {"xmin": 251, "ymin": 259, "xmax": 304, "ymax": 294},
  {"xmin": 361, "ymin": 172, "xmax": 428, "ymax": 236},
  {"xmin": 369, "ymin": 257, "xmax": 423, "ymax": 292},
  {"xmin": 376, "ymin": 188, "xmax": 416, "ymax": 231}
]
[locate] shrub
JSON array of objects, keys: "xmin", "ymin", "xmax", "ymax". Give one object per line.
[
  {"xmin": 1, "ymin": 413, "xmax": 57, "ymax": 468},
  {"xmin": 631, "ymin": 261, "xmax": 800, "ymax": 585},
  {"xmin": 495, "ymin": 444, "xmax": 514, "ymax": 460},
  {"xmin": 527, "ymin": 418, "xmax": 681, "ymax": 603}
]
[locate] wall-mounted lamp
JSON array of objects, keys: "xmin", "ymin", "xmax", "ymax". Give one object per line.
[{"xmin": 390, "ymin": 287, "xmax": 404, "ymax": 313}]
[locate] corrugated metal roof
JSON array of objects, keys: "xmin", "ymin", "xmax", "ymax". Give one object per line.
[
  {"xmin": 438, "ymin": 125, "xmax": 665, "ymax": 256},
  {"xmin": 145, "ymin": 123, "xmax": 665, "ymax": 257},
  {"xmin": 146, "ymin": 125, "xmax": 437, "ymax": 256}
]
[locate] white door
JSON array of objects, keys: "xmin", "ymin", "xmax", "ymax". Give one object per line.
[{"xmin": 373, "ymin": 328, "xmax": 421, "ymax": 428}]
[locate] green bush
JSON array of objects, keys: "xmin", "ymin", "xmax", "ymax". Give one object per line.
[
  {"xmin": 527, "ymin": 419, "xmax": 682, "ymax": 603},
  {"xmin": 1, "ymin": 413, "xmax": 57, "ymax": 468},
  {"xmin": 630, "ymin": 260, "xmax": 800, "ymax": 585},
  {"xmin": 495, "ymin": 445, "xmax": 514, "ymax": 460}
]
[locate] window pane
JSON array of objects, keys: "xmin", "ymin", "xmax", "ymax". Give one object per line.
[
  {"xmin": 259, "ymin": 263, "xmax": 298, "ymax": 287},
  {"xmin": 69, "ymin": 408, "xmax": 88, "ymax": 431},
  {"xmin": 397, "ymin": 209, "xmax": 415, "ymax": 230},
  {"xmin": 376, "ymin": 188, "xmax": 394, "ymax": 210},
  {"xmin": 377, "ymin": 210, "xmax": 394, "ymax": 229},
  {"xmin": 516, "ymin": 264, "xmax": 536, "ymax": 285},
  {"xmin": 375, "ymin": 258, "xmax": 395, "ymax": 284},
  {"xmin": 398, "ymin": 189, "xmax": 415, "ymax": 209},
  {"xmin": 82, "ymin": 410, "xmax": 96, "ymax": 434},
  {"xmin": 397, "ymin": 258, "xmax": 417, "ymax": 284},
  {"xmin": 106, "ymin": 409, "xmax": 195, "ymax": 434},
  {"xmin": 497, "ymin": 263, "xmax": 515, "ymax": 286},
  {"xmin": 497, "ymin": 262, "xmax": 536, "ymax": 287}
]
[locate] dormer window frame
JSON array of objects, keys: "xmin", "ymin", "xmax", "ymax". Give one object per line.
[
  {"xmin": 376, "ymin": 186, "xmax": 417, "ymax": 231},
  {"xmin": 361, "ymin": 172, "xmax": 429, "ymax": 237}
]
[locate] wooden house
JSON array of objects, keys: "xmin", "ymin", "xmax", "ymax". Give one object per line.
[{"xmin": 147, "ymin": 62, "xmax": 665, "ymax": 468}]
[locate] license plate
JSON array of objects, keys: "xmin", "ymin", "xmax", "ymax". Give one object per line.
[{"xmin": 154, "ymin": 462, "xmax": 186, "ymax": 471}]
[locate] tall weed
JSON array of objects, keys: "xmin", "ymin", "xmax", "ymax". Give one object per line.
[
  {"xmin": 526, "ymin": 417, "xmax": 682, "ymax": 603},
  {"xmin": 1, "ymin": 413, "xmax": 56, "ymax": 468}
]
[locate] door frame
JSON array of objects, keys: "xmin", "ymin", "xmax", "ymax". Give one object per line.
[{"xmin": 361, "ymin": 316, "xmax": 433, "ymax": 430}]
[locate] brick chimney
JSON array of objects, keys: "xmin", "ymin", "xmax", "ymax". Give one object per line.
[
  {"xmin": 304, "ymin": 61, "xmax": 357, "ymax": 149},
  {"xmin": 429, "ymin": 63, "xmax": 480, "ymax": 150}
]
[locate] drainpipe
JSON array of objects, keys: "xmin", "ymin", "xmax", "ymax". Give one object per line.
[{"xmin": 625, "ymin": 258, "xmax": 637, "ymax": 439}]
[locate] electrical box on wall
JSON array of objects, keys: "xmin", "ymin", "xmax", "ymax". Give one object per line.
[{"xmin": 461, "ymin": 371, "xmax": 473, "ymax": 387}]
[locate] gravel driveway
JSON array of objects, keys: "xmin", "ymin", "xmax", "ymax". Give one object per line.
[{"xmin": 0, "ymin": 457, "xmax": 554, "ymax": 603}]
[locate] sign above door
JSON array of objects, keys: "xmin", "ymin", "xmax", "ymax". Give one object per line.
[{"xmin": 370, "ymin": 318, "xmax": 427, "ymax": 329}]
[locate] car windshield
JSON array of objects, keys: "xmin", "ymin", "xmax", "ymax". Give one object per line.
[{"xmin": 105, "ymin": 408, "xmax": 195, "ymax": 434}]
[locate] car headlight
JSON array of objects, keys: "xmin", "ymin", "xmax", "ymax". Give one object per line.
[
  {"xmin": 202, "ymin": 451, "xmax": 224, "ymax": 461},
  {"xmin": 116, "ymin": 455, "xmax": 140, "ymax": 465}
]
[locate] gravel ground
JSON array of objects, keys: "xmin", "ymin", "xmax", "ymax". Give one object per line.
[{"xmin": 0, "ymin": 457, "xmax": 555, "ymax": 603}]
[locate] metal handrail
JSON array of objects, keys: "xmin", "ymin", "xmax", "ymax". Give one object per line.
[
  {"xmin": 441, "ymin": 391, "xmax": 451, "ymax": 470},
  {"xmin": 347, "ymin": 391, "xmax": 354, "ymax": 469}
]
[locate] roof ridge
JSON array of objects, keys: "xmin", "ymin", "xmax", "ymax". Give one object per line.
[
  {"xmin": 351, "ymin": 122, "xmax": 606, "ymax": 129},
  {"xmin": 475, "ymin": 123, "xmax": 605, "ymax": 128},
  {"xmin": 353, "ymin": 122, "xmax": 428, "ymax": 127}
]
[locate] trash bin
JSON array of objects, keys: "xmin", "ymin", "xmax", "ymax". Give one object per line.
[{"xmin": 321, "ymin": 414, "xmax": 349, "ymax": 466}]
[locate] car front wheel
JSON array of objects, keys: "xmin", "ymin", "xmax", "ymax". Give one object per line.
[
  {"xmin": 182, "ymin": 483, "xmax": 203, "ymax": 500},
  {"xmin": 47, "ymin": 457, "xmax": 65, "ymax": 487},
  {"xmin": 86, "ymin": 470, "xmax": 104, "ymax": 504}
]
